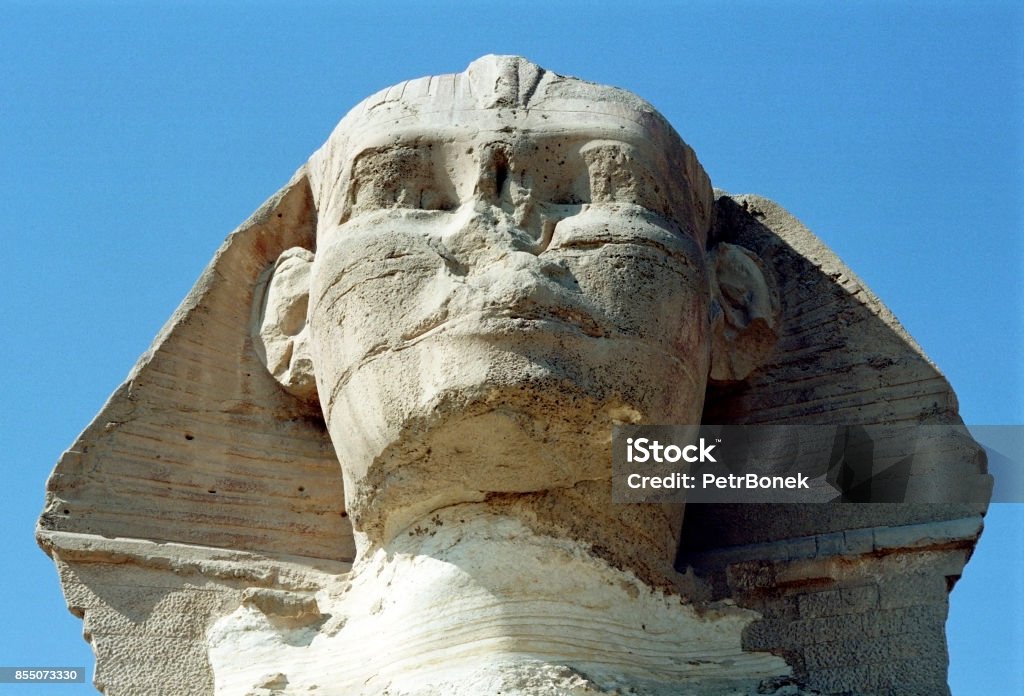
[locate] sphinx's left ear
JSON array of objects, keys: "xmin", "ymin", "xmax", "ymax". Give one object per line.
[
  {"xmin": 252, "ymin": 247, "xmax": 318, "ymax": 402},
  {"xmin": 708, "ymin": 242, "xmax": 781, "ymax": 382}
]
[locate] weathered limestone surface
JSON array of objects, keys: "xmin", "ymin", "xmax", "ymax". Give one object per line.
[{"xmin": 39, "ymin": 56, "xmax": 990, "ymax": 695}]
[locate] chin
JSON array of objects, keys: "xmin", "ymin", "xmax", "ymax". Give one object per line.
[{"xmin": 321, "ymin": 333, "xmax": 705, "ymax": 544}]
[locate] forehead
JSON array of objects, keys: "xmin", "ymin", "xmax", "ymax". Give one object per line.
[
  {"xmin": 308, "ymin": 64, "xmax": 715, "ymax": 243},
  {"xmin": 342, "ymin": 107, "xmax": 678, "ymax": 166}
]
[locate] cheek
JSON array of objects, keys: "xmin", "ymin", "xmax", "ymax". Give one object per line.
[
  {"xmin": 553, "ymin": 244, "xmax": 710, "ymax": 351},
  {"xmin": 545, "ymin": 205, "xmax": 711, "ymax": 351},
  {"xmin": 308, "ymin": 227, "xmax": 445, "ymax": 379}
]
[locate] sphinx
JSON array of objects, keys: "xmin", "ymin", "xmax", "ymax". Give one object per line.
[{"xmin": 39, "ymin": 56, "xmax": 990, "ymax": 695}]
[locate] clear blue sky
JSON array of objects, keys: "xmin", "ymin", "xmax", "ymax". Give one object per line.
[{"xmin": 2, "ymin": 2, "xmax": 1020, "ymax": 694}]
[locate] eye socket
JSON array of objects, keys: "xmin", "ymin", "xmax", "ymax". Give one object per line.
[
  {"xmin": 580, "ymin": 142, "xmax": 668, "ymax": 216},
  {"xmin": 418, "ymin": 188, "xmax": 457, "ymax": 212},
  {"xmin": 348, "ymin": 146, "xmax": 457, "ymax": 217},
  {"xmin": 549, "ymin": 192, "xmax": 584, "ymax": 206},
  {"xmin": 527, "ymin": 143, "xmax": 590, "ymax": 209}
]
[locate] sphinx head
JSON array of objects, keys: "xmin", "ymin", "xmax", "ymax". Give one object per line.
[{"xmin": 253, "ymin": 56, "xmax": 779, "ymax": 542}]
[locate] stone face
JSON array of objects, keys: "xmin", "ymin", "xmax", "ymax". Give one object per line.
[{"xmin": 39, "ymin": 56, "xmax": 990, "ymax": 695}]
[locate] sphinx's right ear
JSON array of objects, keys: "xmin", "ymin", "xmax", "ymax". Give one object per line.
[{"xmin": 252, "ymin": 247, "xmax": 318, "ymax": 402}]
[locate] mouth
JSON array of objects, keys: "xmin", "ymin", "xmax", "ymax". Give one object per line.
[
  {"xmin": 400, "ymin": 306, "xmax": 607, "ymax": 344},
  {"xmin": 496, "ymin": 305, "xmax": 607, "ymax": 337}
]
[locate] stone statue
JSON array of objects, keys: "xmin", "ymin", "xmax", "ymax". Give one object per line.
[{"xmin": 39, "ymin": 56, "xmax": 991, "ymax": 695}]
